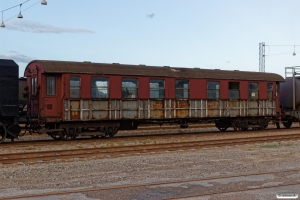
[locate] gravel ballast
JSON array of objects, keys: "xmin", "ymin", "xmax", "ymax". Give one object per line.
[{"xmin": 0, "ymin": 127, "xmax": 300, "ymax": 199}]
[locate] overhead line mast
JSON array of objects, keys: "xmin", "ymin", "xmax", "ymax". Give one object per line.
[{"xmin": 259, "ymin": 42, "xmax": 299, "ymax": 73}]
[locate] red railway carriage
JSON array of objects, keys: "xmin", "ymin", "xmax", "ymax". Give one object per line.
[{"xmin": 24, "ymin": 60, "xmax": 284, "ymax": 139}]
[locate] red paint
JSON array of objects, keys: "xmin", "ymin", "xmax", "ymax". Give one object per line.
[
  {"xmin": 190, "ymin": 79, "xmax": 206, "ymax": 99},
  {"xmin": 138, "ymin": 77, "xmax": 149, "ymax": 99},
  {"xmin": 240, "ymin": 81, "xmax": 248, "ymax": 100},
  {"xmin": 110, "ymin": 76, "xmax": 121, "ymax": 99},
  {"xmin": 219, "ymin": 80, "xmax": 228, "ymax": 100},
  {"xmin": 259, "ymin": 82, "xmax": 267, "ymax": 100},
  {"xmin": 165, "ymin": 78, "xmax": 175, "ymax": 99},
  {"xmin": 80, "ymin": 74, "xmax": 90, "ymax": 99},
  {"xmin": 24, "ymin": 61, "xmax": 282, "ymax": 121}
]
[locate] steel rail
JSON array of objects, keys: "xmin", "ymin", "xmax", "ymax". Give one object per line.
[
  {"xmin": 1, "ymin": 132, "xmax": 300, "ymax": 164},
  {"xmin": 1, "ymin": 125, "xmax": 299, "ymax": 148},
  {"xmin": 1, "ymin": 168, "xmax": 300, "ymax": 200}
]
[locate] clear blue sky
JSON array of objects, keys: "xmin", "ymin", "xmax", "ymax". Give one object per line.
[{"xmin": 1, "ymin": 0, "xmax": 300, "ymax": 77}]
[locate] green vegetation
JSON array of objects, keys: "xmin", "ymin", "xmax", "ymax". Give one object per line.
[{"xmin": 261, "ymin": 142, "xmax": 295, "ymax": 148}]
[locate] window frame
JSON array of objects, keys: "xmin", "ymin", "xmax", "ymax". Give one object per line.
[
  {"xmin": 70, "ymin": 76, "xmax": 81, "ymax": 98},
  {"xmin": 267, "ymin": 83, "xmax": 273, "ymax": 99},
  {"xmin": 122, "ymin": 78, "xmax": 138, "ymax": 98},
  {"xmin": 46, "ymin": 76, "xmax": 56, "ymax": 96},
  {"xmin": 91, "ymin": 77, "xmax": 109, "ymax": 98},
  {"xmin": 175, "ymin": 80, "xmax": 189, "ymax": 99},
  {"xmin": 31, "ymin": 77, "xmax": 37, "ymax": 94},
  {"xmin": 248, "ymin": 82, "xmax": 259, "ymax": 99},
  {"xmin": 207, "ymin": 81, "xmax": 220, "ymax": 99},
  {"xmin": 228, "ymin": 82, "xmax": 240, "ymax": 99},
  {"xmin": 150, "ymin": 79, "xmax": 165, "ymax": 99}
]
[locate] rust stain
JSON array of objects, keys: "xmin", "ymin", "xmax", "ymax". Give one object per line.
[
  {"xmin": 92, "ymin": 112, "xmax": 109, "ymax": 120},
  {"xmin": 207, "ymin": 101, "xmax": 219, "ymax": 108},
  {"xmin": 70, "ymin": 101, "xmax": 80, "ymax": 109},
  {"xmin": 71, "ymin": 111, "xmax": 80, "ymax": 119},
  {"xmin": 152, "ymin": 101, "xmax": 164, "ymax": 109},
  {"xmin": 207, "ymin": 110, "xmax": 215, "ymax": 117},
  {"xmin": 152, "ymin": 110, "xmax": 164, "ymax": 118},
  {"xmin": 176, "ymin": 110, "xmax": 189, "ymax": 117},
  {"xmin": 228, "ymin": 101, "xmax": 239, "ymax": 107},
  {"xmin": 176, "ymin": 101, "xmax": 189, "ymax": 108}
]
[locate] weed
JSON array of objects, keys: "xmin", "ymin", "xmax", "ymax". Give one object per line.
[
  {"xmin": 25, "ymin": 146, "xmax": 36, "ymax": 150},
  {"xmin": 119, "ymin": 142, "xmax": 124, "ymax": 146},
  {"xmin": 261, "ymin": 143, "xmax": 279, "ymax": 148}
]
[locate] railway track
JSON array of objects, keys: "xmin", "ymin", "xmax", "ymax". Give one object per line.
[
  {"xmin": 1, "ymin": 168, "xmax": 299, "ymax": 199},
  {"xmin": 1, "ymin": 124, "xmax": 298, "ymax": 148},
  {"xmin": 1, "ymin": 132, "xmax": 300, "ymax": 165}
]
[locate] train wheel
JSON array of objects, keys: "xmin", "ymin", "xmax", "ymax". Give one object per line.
[
  {"xmin": 241, "ymin": 127, "xmax": 249, "ymax": 131},
  {"xmin": 217, "ymin": 127, "xmax": 227, "ymax": 132},
  {"xmin": 61, "ymin": 130, "xmax": 68, "ymax": 140},
  {"xmin": 0, "ymin": 124, "xmax": 7, "ymax": 143},
  {"xmin": 282, "ymin": 121, "xmax": 292, "ymax": 128},
  {"xmin": 180, "ymin": 124, "xmax": 188, "ymax": 128},
  {"xmin": 232, "ymin": 121, "xmax": 240, "ymax": 131},
  {"xmin": 104, "ymin": 126, "xmax": 118, "ymax": 138},
  {"xmin": 49, "ymin": 132, "xmax": 61, "ymax": 140}
]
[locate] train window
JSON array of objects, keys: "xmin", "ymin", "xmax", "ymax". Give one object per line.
[
  {"xmin": 46, "ymin": 76, "xmax": 56, "ymax": 96},
  {"xmin": 207, "ymin": 82, "xmax": 219, "ymax": 99},
  {"xmin": 248, "ymin": 82, "xmax": 259, "ymax": 99},
  {"xmin": 31, "ymin": 77, "xmax": 36, "ymax": 94},
  {"xmin": 70, "ymin": 76, "xmax": 80, "ymax": 98},
  {"xmin": 268, "ymin": 83, "xmax": 273, "ymax": 99},
  {"xmin": 122, "ymin": 78, "xmax": 138, "ymax": 98},
  {"xmin": 228, "ymin": 82, "xmax": 239, "ymax": 99},
  {"xmin": 91, "ymin": 77, "xmax": 109, "ymax": 98},
  {"xmin": 150, "ymin": 79, "xmax": 165, "ymax": 98},
  {"xmin": 175, "ymin": 80, "xmax": 189, "ymax": 98}
]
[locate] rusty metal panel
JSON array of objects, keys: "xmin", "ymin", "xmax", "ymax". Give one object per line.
[
  {"xmin": 190, "ymin": 100, "xmax": 196, "ymax": 118},
  {"xmin": 82, "ymin": 100, "xmax": 90, "ymax": 120},
  {"xmin": 92, "ymin": 111, "xmax": 109, "ymax": 119},
  {"xmin": 91, "ymin": 100, "xmax": 109, "ymax": 119},
  {"xmin": 64, "ymin": 100, "xmax": 69, "ymax": 120},
  {"xmin": 122, "ymin": 100, "xmax": 138, "ymax": 119},
  {"xmin": 199, "ymin": 100, "xmax": 206, "ymax": 118},
  {"xmin": 165, "ymin": 100, "xmax": 172, "ymax": 118},
  {"xmin": 83, "ymin": 110, "xmax": 90, "ymax": 120},
  {"xmin": 190, "ymin": 100, "xmax": 203, "ymax": 118},
  {"xmin": 175, "ymin": 100, "xmax": 189, "ymax": 118},
  {"xmin": 110, "ymin": 100, "xmax": 120, "ymax": 119},
  {"xmin": 226, "ymin": 100, "xmax": 240, "ymax": 117},
  {"xmin": 92, "ymin": 100, "xmax": 108, "ymax": 110},
  {"xmin": 261, "ymin": 100, "xmax": 276, "ymax": 116},
  {"xmin": 268, "ymin": 100, "xmax": 276, "ymax": 115},
  {"xmin": 206, "ymin": 100, "xmax": 220, "ymax": 117},
  {"xmin": 139, "ymin": 100, "xmax": 148, "ymax": 119},
  {"xmin": 150, "ymin": 100, "xmax": 164, "ymax": 118},
  {"xmin": 70, "ymin": 100, "xmax": 81, "ymax": 120},
  {"xmin": 247, "ymin": 100, "xmax": 259, "ymax": 116},
  {"xmin": 63, "ymin": 99, "xmax": 277, "ymax": 121}
]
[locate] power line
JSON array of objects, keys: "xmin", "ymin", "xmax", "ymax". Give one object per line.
[
  {"xmin": 1, "ymin": 0, "xmax": 47, "ymax": 28},
  {"xmin": 264, "ymin": 45, "xmax": 300, "ymax": 47},
  {"xmin": 3, "ymin": 0, "xmax": 42, "ymax": 23},
  {"xmin": 259, "ymin": 42, "xmax": 298, "ymax": 72}
]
